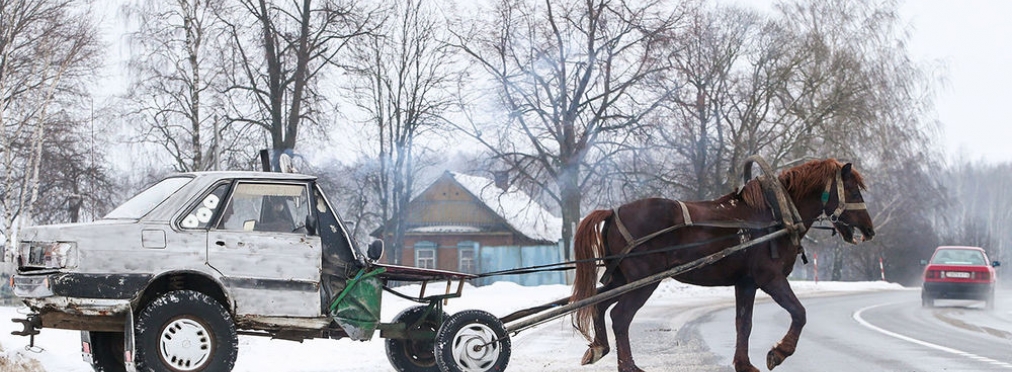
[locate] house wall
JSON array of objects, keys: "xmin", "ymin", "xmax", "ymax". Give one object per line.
[{"xmin": 398, "ymin": 233, "xmax": 515, "ymax": 272}]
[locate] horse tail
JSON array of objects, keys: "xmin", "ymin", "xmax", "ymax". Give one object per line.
[{"xmin": 570, "ymin": 209, "xmax": 613, "ymax": 340}]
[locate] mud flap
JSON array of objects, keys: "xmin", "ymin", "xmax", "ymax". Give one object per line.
[
  {"xmin": 330, "ymin": 268, "xmax": 386, "ymax": 341},
  {"xmin": 124, "ymin": 306, "xmax": 137, "ymax": 372}
]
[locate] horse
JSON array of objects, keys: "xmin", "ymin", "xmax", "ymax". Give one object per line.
[{"xmin": 570, "ymin": 158, "xmax": 875, "ymax": 372}]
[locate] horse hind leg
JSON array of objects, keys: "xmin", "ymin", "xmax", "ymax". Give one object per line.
[
  {"xmin": 609, "ymin": 282, "xmax": 661, "ymax": 372},
  {"xmin": 582, "ymin": 281, "xmax": 622, "ymax": 365},
  {"xmin": 582, "ymin": 296, "xmax": 616, "ymax": 365},
  {"xmin": 760, "ymin": 277, "xmax": 806, "ymax": 370}
]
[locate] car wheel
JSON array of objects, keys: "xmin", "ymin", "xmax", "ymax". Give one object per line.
[
  {"xmin": 385, "ymin": 305, "xmax": 448, "ymax": 372},
  {"xmin": 921, "ymin": 292, "xmax": 934, "ymax": 308},
  {"xmin": 135, "ymin": 290, "xmax": 237, "ymax": 372},
  {"xmin": 435, "ymin": 310, "xmax": 510, "ymax": 372},
  {"xmin": 88, "ymin": 331, "xmax": 126, "ymax": 372}
]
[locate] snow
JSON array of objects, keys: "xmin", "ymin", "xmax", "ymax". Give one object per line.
[
  {"xmin": 450, "ymin": 172, "xmax": 563, "ymax": 242},
  {"xmin": 408, "ymin": 225, "xmax": 482, "ymax": 233},
  {"xmin": 0, "ymin": 280, "xmax": 906, "ymax": 371}
]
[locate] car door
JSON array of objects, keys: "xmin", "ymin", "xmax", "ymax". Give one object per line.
[{"xmin": 207, "ymin": 181, "xmax": 322, "ymax": 318}]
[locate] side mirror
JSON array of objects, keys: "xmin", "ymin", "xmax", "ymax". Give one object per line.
[
  {"xmin": 367, "ymin": 240, "xmax": 384, "ymax": 262},
  {"xmin": 920, "ymin": 259, "xmax": 928, "ymax": 266},
  {"xmin": 993, "ymin": 261, "xmax": 1001, "ymax": 268}
]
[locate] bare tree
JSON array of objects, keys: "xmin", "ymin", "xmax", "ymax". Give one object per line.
[
  {"xmin": 345, "ymin": 0, "xmax": 459, "ymax": 264},
  {"xmin": 452, "ymin": 0, "xmax": 686, "ymax": 258},
  {"xmin": 0, "ymin": 0, "xmax": 103, "ymax": 246},
  {"xmin": 219, "ymin": 0, "xmax": 377, "ymax": 168},
  {"xmin": 123, "ymin": 0, "xmax": 253, "ymax": 172}
]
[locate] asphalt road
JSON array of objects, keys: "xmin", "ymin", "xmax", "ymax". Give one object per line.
[{"xmin": 686, "ymin": 287, "xmax": 1012, "ymax": 372}]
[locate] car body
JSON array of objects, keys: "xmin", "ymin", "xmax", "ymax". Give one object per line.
[
  {"xmin": 8, "ymin": 171, "xmax": 376, "ymax": 371},
  {"xmin": 921, "ymin": 245, "xmax": 1000, "ymax": 309}
]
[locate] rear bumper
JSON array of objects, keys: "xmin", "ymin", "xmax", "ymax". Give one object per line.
[
  {"xmin": 922, "ymin": 281, "xmax": 994, "ymax": 299},
  {"xmin": 12, "ymin": 272, "xmax": 148, "ymax": 331},
  {"xmin": 12, "ymin": 272, "xmax": 151, "ymax": 299}
]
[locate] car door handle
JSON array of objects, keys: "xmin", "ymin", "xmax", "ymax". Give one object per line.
[{"xmin": 215, "ymin": 240, "xmax": 226, "ymax": 246}]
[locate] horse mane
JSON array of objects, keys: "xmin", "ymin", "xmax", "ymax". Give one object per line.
[{"xmin": 733, "ymin": 158, "xmax": 866, "ymax": 209}]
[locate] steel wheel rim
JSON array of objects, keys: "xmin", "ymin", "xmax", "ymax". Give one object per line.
[
  {"xmin": 159, "ymin": 318, "xmax": 213, "ymax": 371},
  {"xmin": 449, "ymin": 323, "xmax": 500, "ymax": 372}
]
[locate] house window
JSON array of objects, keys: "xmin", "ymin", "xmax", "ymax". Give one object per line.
[
  {"xmin": 458, "ymin": 241, "xmax": 477, "ymax": 273},
  {"xmin": 415, "ymin": 241, "xmax": 437, "ymax": 269}
]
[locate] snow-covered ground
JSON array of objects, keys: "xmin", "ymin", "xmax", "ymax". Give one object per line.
[{"xmin": 0, "ymin": 280, "xmax": 905, "ymax": 372}]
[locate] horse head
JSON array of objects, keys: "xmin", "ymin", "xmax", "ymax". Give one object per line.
[{"xmin": 825, "ymin": 163, "xmax": 875, "ymax": 244}]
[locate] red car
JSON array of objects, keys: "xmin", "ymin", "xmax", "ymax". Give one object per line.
[{"xmin": 922, "ymin": 246, "xmax": 1000, "ymax": 309}]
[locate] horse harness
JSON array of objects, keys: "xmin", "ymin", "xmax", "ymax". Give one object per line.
[
  {"xmin": 600, "ymin": 157, "xmax": 860, "ymax": 285},
  {"xmin": 821, "ymin": 167, "xmax": 868, "ymax": 223},
  {"xmin": 601, "ymin": 201, "xmax": 782, "ymax": 285}
]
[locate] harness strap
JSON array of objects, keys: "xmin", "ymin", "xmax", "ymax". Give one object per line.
[
  {"xmin": 677, "ymin": 200, "xmax": 693, "ymax": 226},
  {"xmin": 599, "ymin": 202, "xmax": 778, "ymax": 285},
  {"xmin": 612, "ymin": 208, "xmax": 636, "ymax": 245},
  {"xmin": 823, "ymin": 168, "xmax": 868, "ymax": 222}
]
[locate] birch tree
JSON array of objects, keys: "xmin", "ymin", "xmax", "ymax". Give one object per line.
[
  {"xmin": 123, "ymin": 0, "xmax": 253, "ymax": 172},
  {"xmin": 0, "ymin": 0, "xmax": 102, "ymax": 246}
]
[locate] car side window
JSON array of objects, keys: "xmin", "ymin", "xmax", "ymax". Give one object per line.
[
  {"xmin": 217, "ymin": 182, "xmax": 311, "ymax": 234},
  {"xmin": 179, "ymin": 183, "xmax": 230, "ymax": 229}
]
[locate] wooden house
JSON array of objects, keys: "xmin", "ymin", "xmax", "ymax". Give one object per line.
[{"xmin": 373, "ymin": 171, "xmax": 565, "ymax": 286}]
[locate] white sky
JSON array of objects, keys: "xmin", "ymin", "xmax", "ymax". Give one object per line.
[
  {"xmin": 91, "ymin": 1, "xmax": 1012, "ymax": 165},
  {"xmin": 900, "ymin": 0, "xmax": 1012, "ymax": 163}
]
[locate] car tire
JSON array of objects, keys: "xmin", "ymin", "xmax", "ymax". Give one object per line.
[
  {"xmin": 921, "ymin": 292, "xmax": 934, "ymax": 308},
  {"xmin": 385, "ymin": 305, "xmax": 448, "ymax": 372},
  {"xmin": 88, "ymin": 331, "xmax": 126, "ymax": 372},
  {"xmin": 435, "ymin": 310, "xmax": 510, "ymax": 372},
  {"xmin": 135, "ymin": 290, "xmax": 237, "ymax": 372}
]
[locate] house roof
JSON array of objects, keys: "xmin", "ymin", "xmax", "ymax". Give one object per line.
[{"xmin": 448, "ymin": 172, "xmax": 562, "ymax": 242}]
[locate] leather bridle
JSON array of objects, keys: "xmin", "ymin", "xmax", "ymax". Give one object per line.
[{"xmin": 821, "ymin": 167, "xmax": 867, "ymax": 223}]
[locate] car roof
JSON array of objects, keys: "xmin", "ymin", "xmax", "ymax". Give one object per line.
[
  {"xmin": 181, "ymin": 171, "xmax": 317, "ymax": 181},
  {"xmin": 935, "ymin": 246, "xmax": 985, "ymax": 251}
]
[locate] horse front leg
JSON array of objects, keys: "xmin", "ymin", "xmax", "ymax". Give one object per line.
[
  {"xmin": 760, "ymin": 277, "xmax": 806, "ymax": 370},
  {"xmin": 606, "ymin": 282, "xmax": 661, "ymax": 372},
  {"xmin": 733, "ymin": 281, "xmax": 760, "ymax": 372}
]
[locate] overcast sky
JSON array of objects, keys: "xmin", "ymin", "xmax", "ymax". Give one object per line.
[
  {"xmin": 900, "ymin": 0, "xmax": 1012, "ymax": 163},
  {"xmin": 93, "ymin": 1, "xmax": 1012, "ymax": 165}
]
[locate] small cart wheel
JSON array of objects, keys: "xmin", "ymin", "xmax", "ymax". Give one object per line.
[
  {"xmin": 386, "ymin": 305, "xmax": 448, "ymax": 372},
  {"xmin": 434, "ymin": 310, "xmax": 510, "ymax": 372}
]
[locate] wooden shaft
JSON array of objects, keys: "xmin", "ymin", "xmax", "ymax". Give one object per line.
[{"xmin": 504, "ymin": 227, "xmax": 795, "ymax": 334}]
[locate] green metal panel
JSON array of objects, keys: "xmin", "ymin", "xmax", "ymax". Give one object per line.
[{"xmin": 330, "ymin": 268, "xmax": 385, "ymax": 340}]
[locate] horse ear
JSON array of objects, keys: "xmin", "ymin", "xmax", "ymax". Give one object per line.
[{"xmin": 842, "ymin": 163, "xmax": 853, "ymax": 176}]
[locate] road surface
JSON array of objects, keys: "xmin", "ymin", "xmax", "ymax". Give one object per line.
[{"xmin": 687, "ymin": 287, "xmax": 1012, "ymax": 371}]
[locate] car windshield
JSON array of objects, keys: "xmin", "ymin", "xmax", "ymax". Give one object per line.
[
  {"xmin": 930, "ymin": 249, "xmax": 986, "ymax": 265},
  {"xmin": 104, "ymin": 177, "xmax": 193, "ymax": 220}
]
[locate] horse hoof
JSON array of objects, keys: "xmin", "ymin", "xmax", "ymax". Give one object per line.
[
  {"xmin": 581, "ymin": 345, "xmax": 608, "ymax": 365},
  {"xmin": 766, "ymin": 349, "xmax": 785, "ymax": 370}
]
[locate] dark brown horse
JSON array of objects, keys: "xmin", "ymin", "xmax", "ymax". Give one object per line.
[{"xmin": 570, "ymin": 159, "xmax": 875, "ymax": 372}]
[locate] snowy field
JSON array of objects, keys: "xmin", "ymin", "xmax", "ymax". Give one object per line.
[{"xmin": 0, "ymin": 280, "xmax": 905, "ymax": 372}]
